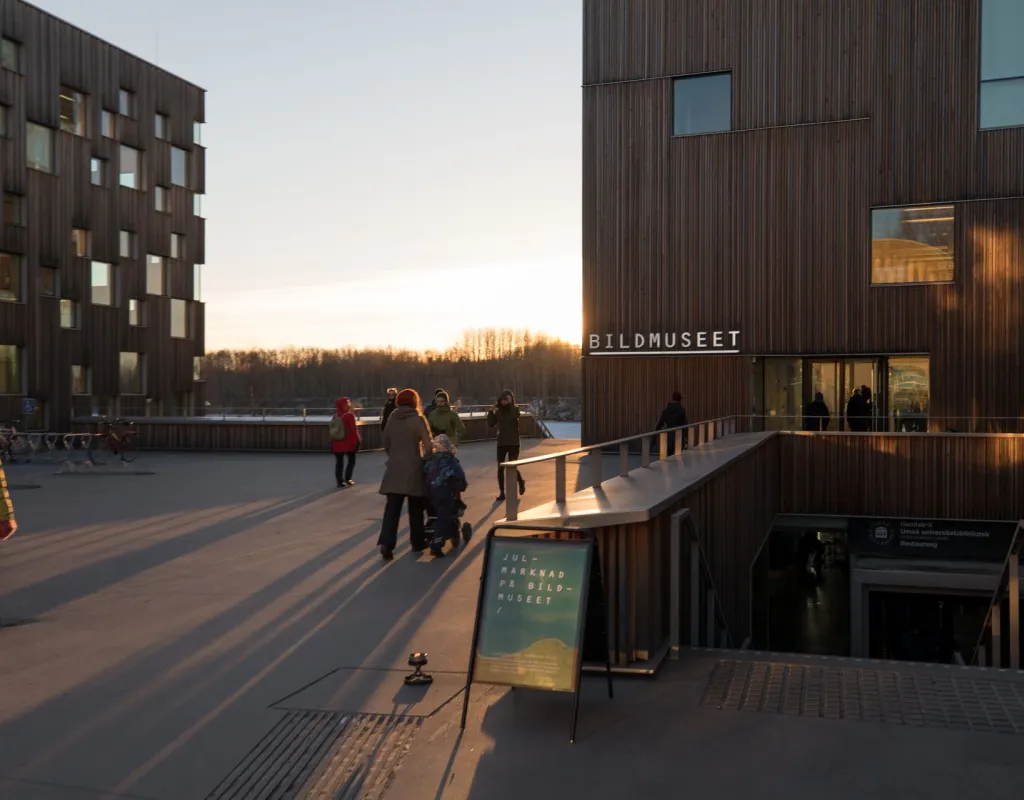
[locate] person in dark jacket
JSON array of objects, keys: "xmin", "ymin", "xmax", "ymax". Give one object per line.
[
  {"xmin": 655, "ymin": 392, "xmax": 688, "ymax": 455},
  {"xmin": 846, "ymin": 388, "xmax": 867, "ymax": 431},
  {"xmin": 487, "ymin": 389, "xmax": 526, "ymax": 502},
  {"xmin": 380, "ymin": 387, "xmax": 398, "ymax": 430},
  {"xmin": 423, "ymin": 434, "xmax": 472, "ymax": 557},
  {"xmin": 803, "ymin": 392, "xmax": 831, "ymax": 431}
]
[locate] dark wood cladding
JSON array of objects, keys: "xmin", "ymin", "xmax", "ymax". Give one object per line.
[
  {"xmin": 583, "ymin": 0, "xmax": 1024, "ymax": 442},
  {"xmin": 0, "ymin": 0, "xmax": 206, "ymax": 429},
  {"xmin": 781, "ymin": 433, "xmax": 1024, "ymax": 522},
  {"xmin": 70, "ymin": 415, "xmax": 540, "ymax": 453}
]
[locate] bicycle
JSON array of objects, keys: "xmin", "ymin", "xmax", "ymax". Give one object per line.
[
  {"xmin": 87, "ymin": 417, "xmax": 140, "ymax": 464},
  {"xmin": 0, "ymin": 421, "xmax": 32, "ymax": 463}
]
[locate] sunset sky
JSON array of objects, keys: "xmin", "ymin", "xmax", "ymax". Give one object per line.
[{"xmin": 36, "ymin": 0, "xmax": 583, "ymax": 351}]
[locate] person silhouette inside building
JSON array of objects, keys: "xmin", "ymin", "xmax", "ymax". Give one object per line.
[
  {"xmin": 803, "ymin": 392, "xmax": 830, "ymax": 431},
  {"xmin": 655, "ymin": 391, "xmax": 688, "ymax": 455}
]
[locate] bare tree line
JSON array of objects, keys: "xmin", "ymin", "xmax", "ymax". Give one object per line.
[{"xmin": 201, "ymin": 328, "xmax": 582, "ymax": 411}]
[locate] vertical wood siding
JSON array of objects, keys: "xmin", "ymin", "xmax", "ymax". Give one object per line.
[
  {"xmin": 0, "ymin": 0, "xmax": 206, "ymax": 428},
  {"xmin": 583, "ymin": 0, "xmax": 1024, "ymax": 440}
]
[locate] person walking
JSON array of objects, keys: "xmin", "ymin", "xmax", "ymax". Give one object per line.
[
  {"xmin": 329, "ymin": 397, "xmax": 360, "ymax": 487},
  {"xmin": 377, "ymin": 388, "xmax": 433, "ymax": 561},
  {"xmin": 487, "ymin": 389, "xmax": 526, "ymax": 503},
  {"xmin": 654, "ymin": 391, "xmax": 689, "ymax": 455},
  {"xmin": 380, "ymin": 387, "xmax": 398, "ymax": 430},
  {"xmin": 427, "ymin": 390, "xmax": 466, "ymax": 444},
  {"xmin": 423, "ymin": 388, "xmax": 446, "ymax": 421},
  {"xmin": 803, "ymin": 392, "xmax": 831, "ymax": 431}
]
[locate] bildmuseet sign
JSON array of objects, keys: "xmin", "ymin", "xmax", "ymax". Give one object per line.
[{"xmin": 587, "ymin": 331, "xmax": 741, "ymax": 355}]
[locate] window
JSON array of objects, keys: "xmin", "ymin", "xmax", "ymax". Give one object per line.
[
  {"xmin": 71, "ymin": 228, "xmax": 90, "ymax": 258},
  {"xmin": 60, "ymin": 299, "xmax": 80, "ymax": 329},
  {"xmin": 673, "ymin": 73, "xmax": 731, "ymax": 136},
  {"xmin": 171, "ymin": 233, "xmax": 183, "ymax": 259},
  {"xmin": 119, "ymin": 145, "xmax": 141, "ymax": 189},
  {"xmin": 71, "ymin": 365, "xmax": 90, "ymax": 395},
  {"xmin": 101, "ymin": 110, "xmax": 116, "ymax": 138},
  {"xmin": 193, "ymin": 120, "xmax": 203, "ymax": 145},
  {"xmin": 26, "ymin": 123, "xmax": 54, "ymax": 172},
  {"xmin": 155, "ymin": 113, "xmax": 168, "ymax": 140},
  {"xmin": 154, "ymin": 185, "xmax": 169, "ymax": 212},
  {"xmin": 128, "ymin": 298, "xmax": 144, "ymax": 326},
  {"xmin": 0, "ymin": 345, "xmax": 20, "ymax": 393},
  {"xmin": 3, "ymin": 193, "xmax": 22, "ymax": 225},
  {"xmin": 171, "ymin": 147, "xmax": 188, "ymax": 187},
  {"xmin": 888, "ymin": 357, "xmax": 930, "ymax": 432},
  {"xmin": 146, "ymin": 255, "xmax": 164, "ymax": 295},
  {"xmin": 90, "ymin": 157, "xmax": 106, "ymax": 186},
  {"xmin": 981, "ymin": 0, "xmax": 1024, "ymax": 129},
  {"xmin": 40, "ymin": 267, "xmax": 58, "ymax": 297},
  {"xmin": 170, "ymin": 299, "xmax": 188, "ymax": 338},
  {"xmin": 193, "ymin": 356, "xmax": 202, "ymax": 381},
  {"xmin": 119, "ymin": 352, "xmax": 143, "ymax": 394},
  {"xmin": 193, "ymin": 193, "xmax": 203, "ymax": 217},
  {"xmin": 120, "ymin": 230, "xmax": 135, "ymax": 259},
  {"xmin": 91, "ymin": 261, "xmax": 113, "ymax": 306},
  {"xmin": 0, "ymin": 254, "xmax": 21, "ymax": 302},
  {"xmin": 118, "ymin": 89, "xmax": 135, "ymax": 118},
  {"xmin": 59, "ymin": 87, "xmax": 87, "ymax": 136},
  {"xmin": 193, "ymin": 264, "xmax": 203, "ymax": 301},
  {"xmin": 871, "ymin": 205, "xmax": 955, "ymax": 285},
  {"xmin": 0, "ymin": 38, "xmax": 19, "ymax": 73}
]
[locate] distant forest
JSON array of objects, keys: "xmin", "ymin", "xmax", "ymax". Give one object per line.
[{"xmin": 201, "ymin": 328, "xmax": 582, "ymax": 411}]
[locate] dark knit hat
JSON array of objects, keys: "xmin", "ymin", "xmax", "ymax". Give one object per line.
[
  {"xmin": 435, "ymin": 390, "xmax": 450, "ymax": 404},
  {"xmin": 396, "ymin": 389, "xmax": 420, "ymax": 408},
  {"xmin": 671, "ymin": 391, "xmax": 682, "ymax": 402}
]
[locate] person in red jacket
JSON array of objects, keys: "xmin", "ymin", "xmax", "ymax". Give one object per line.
[{"xmin": 330, "ymin": 397, "xmax": 360, "ymax": 487}]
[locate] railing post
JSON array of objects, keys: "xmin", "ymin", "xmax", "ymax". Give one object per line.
[
  {"xmin": 641, "ymin": 435, "xmax": 651, "ymax": 467},
  {"xmin": 590, "ymin": 448, "xmax": 604, "ymax": 489},
  {"xmin": 658, "ymin": 431, "xmax": 667, "ymax": 460},
  {"xmin": 674, "ymin": 429, "xmax": 683, "ymax": 455},
  {"xmin": 619, "ymin": 442, "xmax": 629, "ymax": 477},
  {"xmin": 1009, "ymin": 555, "xmax": 1020, "ymax": 670},
  {"xmin": 504, "ymin": 464, "xmax": 518, "ymax": 521},
  {"xmin": 555, "ymin": 455, "xmax": 566, "ymax": 502}
]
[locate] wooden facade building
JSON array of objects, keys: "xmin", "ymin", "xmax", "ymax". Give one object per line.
[
  {"xmin": 582, "ymin": 0, "xmax": 1024, "ymax": 443},
  {"xmin": 0, "ymin": 0, "xmax": 206, "ymax": 431}
]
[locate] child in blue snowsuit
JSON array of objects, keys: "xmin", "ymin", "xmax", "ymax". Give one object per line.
[{"xmin": 424, "ymin": 435, "xmax": 472, "ymax": 557}]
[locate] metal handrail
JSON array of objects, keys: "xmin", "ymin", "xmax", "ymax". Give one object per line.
[{"xmin": 502, "ymin": 415, "xmax": 744, "ymax": 521}]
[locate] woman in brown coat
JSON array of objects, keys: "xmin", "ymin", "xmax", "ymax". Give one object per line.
[{"xmin": 378, "ymin": 388, "xmax": 434, "ymax": 561}]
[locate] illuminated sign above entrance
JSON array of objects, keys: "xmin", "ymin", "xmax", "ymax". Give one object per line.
[{"xmin": 587, "ymin": 331, "xmax": 741, "ymax": 356}]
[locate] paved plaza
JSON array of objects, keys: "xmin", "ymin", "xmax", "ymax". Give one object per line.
[{"xmin": 1, "ymin": 442, "xmax": 1023, "ymax": 799}]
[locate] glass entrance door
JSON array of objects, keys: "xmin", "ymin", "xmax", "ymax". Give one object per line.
[
  {"xmin": 810, "ymin": 361, "xmax": 840, "ymax": 431},
  {"xmin": 844, "ymin": 359, "xmax": 880, "ymax": 431}
]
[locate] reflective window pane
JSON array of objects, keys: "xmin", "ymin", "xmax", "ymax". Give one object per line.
[
  {"xmin": 119, "ymin": 145, "xmax": 140, "ymax": 189},
  {"xmin": 982, "ymin": 0, "xmax": 1024, "ymax": 81},
  {"xmin": 171, "ymin": 147, "xmax": 188, "ymax": 187},
  {"xmin": 119, "ymin": 352, "xmax": 142, "ymax": 394},
  {"xmin": 763, "ymin": 358, "xmax": 803, "ymax": 431},
  {"xmin": 0, "ymin": 253, "xmax": 21, "ymax": 302},
  {"xmin": 170, "ymin": 299, "xmax": 188, "ymax": 338},
  {"xmin": 60, "ymin": 299, "xmax": 79, "ymax": 329},
  {"xmin": 673, "ymin": 73, "xmax": 731, "ymax": 136},
  {"xmin": 980, "ymin": 77, "xmax": 1024, "ymax": 129},
  {"xmin": 0, "ymin": 345, "xmax": 20, "ymax": 393},
  {"xmin": 91, "ymin": 157, "xmax": 105, "ymax": 186},
  {"xmin": 888, "ymin": 357, "xmax": 930, "ymax": 432},
  {"xmin": 26, "ymin": 123, "xmax": 53, "ymax": 172},
  {"xmin": 871, "ymin": 205, "xmax": 955, "ymax": 285},
  {"xmin": 146, "ymin": 255, "xmax": 164, "ymax": 295},
  {"xmin": 0, "ymin": 39, "xmax": 19, "ymax": 73},
  {"xmin": 91, "ymin": 261, "xmax": 113, "ymax": 306},
  {"xmin": 71, "ymin": 365, "xmax": 89, "ymax": 395}
]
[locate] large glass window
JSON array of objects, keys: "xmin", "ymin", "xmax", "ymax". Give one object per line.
[
  {"xmin": 1, "ymin": 39, "xmax": 19, "ymax": 73},
  {"xmin": 764, "ymin": 358, "xmax": 803, "ymax": 431},
  {"xmin": 146, "ymin": 255, "xmax": 164, "ymax": 295},
  {"xmin": 60, "ymin": 299, "xmax": 79, "ymax": 329},
  {"xmin": 0, "ymin": 253, "xmax": 21, "ymax": 302},
  {"xmin": 171, "ymin": 147, "xmax": 188, "ymax": 187},
  {"xmin": 71, "ymin": 365, "xmax": 90, "ymax": 395},
  {"xmin": 59, "ymin": 87, "xmax": 87, "ymax": 136},
  {"xmin": 673, "ymin": 73, "xmax": 731, "ymax": 136},
  {"xmin": 91, "ymin": 261, "xmax": 113, "ymax": 306},
  {"xmin": 119, "ymin": 352, "xmax": 143, "ymax": 394},
  {"xmin": 26, "ymin": 123, "xmax": 54, "ymax": 172},
  {"xmin": 981, "ymin": 0, "xmax": 1024, "ymax": 129},
  {"xmin": 170, "ymin": 299, "xmax": 188, "ymax": 338},
  {"xmin": 119, "ymin": 145, "xmax": 141, "ymax": 189},
  {"xmin": 193, "ymin": 264, "xmax": 203, "ymax": 301},
  {"xmin": 0, "ymin": 345, "xmax": 20, "ymax": 393},
  {"xmin": 871, "ymin": 205, "xmax": 954, "ymax": 285},
  {"xmin": 888, "ymin": 357, "xmax": 930, "ymax": 432}
]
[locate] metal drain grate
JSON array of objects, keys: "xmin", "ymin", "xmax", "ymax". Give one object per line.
[
  {"xmin": 206, "ymin": 711, "xmax": 421, "ymax": 799},
  {"xmin": 701, "ymin": 659, "xmax": 1024, "ymax": 734}
]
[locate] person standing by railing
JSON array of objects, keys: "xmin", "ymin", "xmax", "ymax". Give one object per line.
[
  {"xmin": 488, "ymin": 389, "xmax": 526, "ymax": 503},
  {"xmin": 381, "ymin": 388, "xmax": 398, "ymax": 430},
  {"xmin": 329, "ymin": 397, "xmax": 360, "ymax": 488},
  {"xmin": 655, "ymin": 391, "xmax": 688, "ymax": 456}
]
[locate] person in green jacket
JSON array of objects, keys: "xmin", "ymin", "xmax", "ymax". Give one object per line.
[
  {"xmin": 427, "ymin": 391, "xmax": 466, "ymax": 445},
  {"xmin": 487, "ymin": 389, "xmax": 526, "ymax": 502}
]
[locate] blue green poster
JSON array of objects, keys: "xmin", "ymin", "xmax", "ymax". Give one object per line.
[{"xmin": 473, "ymin": 537, "xmax": 590, "ymax": 693}]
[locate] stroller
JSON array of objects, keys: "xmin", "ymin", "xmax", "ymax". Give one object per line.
[{"xmin": 423, "ymin": 435, "xmax": 473, "ymax": 557}]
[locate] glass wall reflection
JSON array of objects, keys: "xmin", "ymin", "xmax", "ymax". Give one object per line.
[
  {"xmin": 764, "ymin": 359, "xmax": 803, "ymax": 430},
  {"xmin": 888, "ymin": 356, "xmax": 930, "ymax": 432}
]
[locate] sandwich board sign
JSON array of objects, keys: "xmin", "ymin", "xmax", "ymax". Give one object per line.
[{"xmin": 460, "ymin": 525, "xmax": 612, "ymax": 742}]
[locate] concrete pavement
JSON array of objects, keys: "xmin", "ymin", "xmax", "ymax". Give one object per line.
[{"xmin": 2, "ymin": 440, "xmax": 1023, "ymax": 799}]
